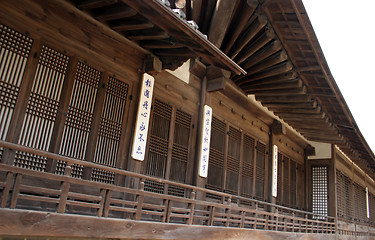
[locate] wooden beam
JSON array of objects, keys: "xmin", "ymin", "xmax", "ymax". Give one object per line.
[
  {"xmin": 305, "ymin": 145, "xmax": 315, "ymax": 156},
  {"xmin": 269, "ymin": 106, "xmax": 321, "ymax": 114},
  {"xmin": 229, "ymin": 15, "xmax": 268, "ymax": 59},
  {"xmin": 255, "ymin": 94, "xmax": 313, "ymax": 103},
  {"xmin": 95, "ymin": 4, "xmax": 137, "ymax": 21},
  {"xmin": 112, "ymin": 21, "xmax": 154, "ymax": 31},
  {"xmin": 222, "ymin": 1, "xmax": 257, "ymax": 54},
  {"xmin": 78, "ymin": 0, "xmax": 118, "ymax": 9},
  {"xmin": 296, "ymin": 65, "xmax": 321, "ymax": 73},
  {"xmin": 140, "ymin": 40, "xmax": 185, "ymax": 49},
  {"xmin": 244, "ymin": 51, "xmax": 288, "ymax": 75},
  {"xmin": 238, "ymin": 62, "xmax": 293, "ymax": 84},
  {"xmin": 126, "ymin": 31, "xmax": 169, "ymax": 41},
  {"xmin": 236, "ymin": 71, "xmax": 297, "ymax": 87},
  {"xmin": 208, "ymin": 0, "xmax": 238, "ymax": 48},
  {"xmin": 242, "ymin": 79, "xmax": 303, "ymax": 92},
  {"xmin": 276, "ymin": 111, "xmax": 325, "ymax": 120},
  {"xmin": 245, "ymin": 86, "xmax": 306, "ymax": 96},
  {"xmin": 153, "ymin": 48, "xmax": 196, "ymax": 57},
  {"xmin": 241, "ymin": 40, "xmax": 282, "ymax": 70},
  {"xmin": 262, "ymin": 101, "xmax": 317, "ymax": 109},
  {"xmin": 0, "ymin": 208, "xmax": 333, "ymax": 240},
  {"xmin": 234, "ymin": 29, "xmax": 275, "ymax": 64}
]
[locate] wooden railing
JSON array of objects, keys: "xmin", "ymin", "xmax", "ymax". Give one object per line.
[{"xmin": 0, "ymin": 140, "xmax": 335, "ymax": 234}]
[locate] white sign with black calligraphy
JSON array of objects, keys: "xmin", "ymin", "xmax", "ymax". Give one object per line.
[
  {"xmin": 272, "ymin": 145, "xmax": 278, "ymax": 198},
  {"xmin": 198, "ymin": 105, "xmax": 212, "ymax": 178},
  {"xmin": 131, "ymin": 73, "xmax": 155, "ymax": 161}
]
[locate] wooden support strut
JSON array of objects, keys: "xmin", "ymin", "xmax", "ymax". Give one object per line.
[{"xmin": 206, "ymin": 66, "xmax": 231, "ymax": 92}]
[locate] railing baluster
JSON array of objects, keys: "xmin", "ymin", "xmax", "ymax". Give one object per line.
[
  {"xmin": 208, "ymin": 206, "xmax": 215, "ymax": 226},
  {"xmin": 225, "ymin": 197, "xmax": 231, "ymax": 227},
  {"xmin": 103, "ymin": 190, "xmax": 112, "ymax": 217},
  {"xmin": 97, "ymin": 188, "xmax": 107, "ymax": 217},
  {"xmin": 166, "ymin": 200, "xmax": 172, "ymax": 223},
  {"xmin": 240, "ymin": 210, "xmax": 245, "ymax": 228},
  {"xmin": 1, "ymin": 171, "xmax": 14, "ymax": 208},
  {"xmin": 10, "ymin": 173, "xmax": 22, "ymax": 208},
  {"xmin": 187, "ymin": 190, "xmax": 195, "ymax": 225},
  {"xmin": 58, "ymin": 164, "xmax": 71, "ymax": 213},
  {"xmin": 135, "ymin": 179, "xmax": 145, "ymax": 220}
]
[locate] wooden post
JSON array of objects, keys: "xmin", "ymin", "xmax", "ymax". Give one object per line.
[
  {"xmin": 46, "ymin": 57, "xmax": 78, "ymax": 173},
  {"xmin": 10, "ymin": 174, "xmax": 22, "ymax": 209},
  {"xmin": 135, "ymin": 179, "xmax": 145, "ymax": 220},
  {"xmin": 187, "ymin": 190, "xmax": 196, "ymax": 224},
  {"xmin": 2, "ymin": 40, "xmax": 41, "ymax": 165},
  {"xmin": 57, "ymin": 164, "xmax": 72, "ymax": 213},
  {"xmin": 103, "ymin": 190, "xmax": 112, "ymax": 217},
  {"xmin": 82, "ymin": 72, "xmax": 109, "ymax": 180},
  {"xmin": 0, "ymin": 172, "xmax": 14, "ymax": 208}
]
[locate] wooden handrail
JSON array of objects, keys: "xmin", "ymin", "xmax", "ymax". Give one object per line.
[{"xmin": 0, "ymin": 140, "xmax": 335, "ymax": 228}]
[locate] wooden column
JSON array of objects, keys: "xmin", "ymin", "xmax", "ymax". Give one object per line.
[
  {"xmin": 329, "ymin": 144, "xmax": 337, "ymax": 218},
  {"xmin": 191, "ymin": 59, "xmax": 207, "ymax": 196},
  {"xmin": 46, "ymin": 57, "xmax": 78, "ymax": 173},
  {"xmin": 2, "ymin": 39, "xmax": 41, "ymax": 164},
  {"xmin": 82, "ymin": 72, "xmax": 109, "ymax": 180}
]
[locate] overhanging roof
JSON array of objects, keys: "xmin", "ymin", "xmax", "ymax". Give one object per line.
[{"xmin": 73, "ymin": 0, "xmax": 375, "ymax": 178}]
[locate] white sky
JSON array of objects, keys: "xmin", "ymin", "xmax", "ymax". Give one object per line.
[{"xmin": 302, "ymin": 0, "xmax": 375, "ymax": 154}]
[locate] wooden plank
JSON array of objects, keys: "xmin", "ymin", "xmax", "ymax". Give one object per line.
[
  {"xmin": 0, "ymin": 208, "xmax": 334, "ymax": 239},
  {"xmin": 95, "ymin": 5, "xmax": 137, "ymax": 21},
  {"xmin": 78, "ymin": 0, "xmax": 118, "ymax": 10}
]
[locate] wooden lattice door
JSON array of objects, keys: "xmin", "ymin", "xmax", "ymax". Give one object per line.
[{"xmin": 143, "ymin": 98, "xmax": 194, "ymax": 196}]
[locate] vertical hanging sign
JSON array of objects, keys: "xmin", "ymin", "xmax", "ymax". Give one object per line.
[
  {"xmin": 366, "ymin": 187, "xmax": 370, "ymax": 219},
  {"xmin": 272, "ymin": 145, "xmax": 278, "ymax": 197},
  {"xmin": 131, "ymin": 73, "xmax": 155, "ymax": 161},
  {"xmin": 198, "ymin": 105, "xmax": 212, "ymax": 178}
]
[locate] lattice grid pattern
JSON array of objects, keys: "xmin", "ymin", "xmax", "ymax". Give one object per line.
[
  {"xmin": 144, "ymin": 99, "xmax": 171, "ymax": 194},
  {"xmin": 0, "ymin": 24, "xmax": 33, "ymax": 160},
  {"xmin": 57, "ymin": 62, "xmax": 101, "ymax": 177},
  {"xmin": 92, "ymin": 76, "xmax": 129, "ymax": 183},
  {"xmin": 241, "ymin": 134, "xmax": 254, "ymax": 198},
  {"xmin": 207, "ymin": 117, "xmax": 226, "ymax": 197},
  {"xmin": 226, "ymin": 126, "xmax": 241, "ymax": 194},
  {"xmin": 255, "ymin": 142, "xmax": 266, "ymax": 200},
  {"xmin": 169, "ymin": 109, "xmax": 192, "ymax": 197},
  {"xmin": 15, "ymin": 45, "xmax": 69, "ymax": 171},
  {"xmin": 312, "ymin": 166, "xmax": 328, "ymax": 219}
]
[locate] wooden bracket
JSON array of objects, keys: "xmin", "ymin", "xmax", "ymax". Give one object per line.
[
  {"xmin": 189, "ymin": 58, "xmax": 206, "ymax": 79},
  {"xmin": 271, "ymin": 119, "xmax": 286, "ymax": 135},
  {"xmin": 305, "ymin": 145, "xmax": 316, "ymax": 157},
  {"xmin": 206, "ymin": 66, "xmax": 230, "ymax": 92},
  {"xmin": 143, "ymin": 55, "xmax": 162, "ymax": 74}
]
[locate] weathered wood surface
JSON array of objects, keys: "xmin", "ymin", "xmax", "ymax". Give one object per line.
[{"xmin": 0, "ymin": 208, "xmax": 338, "ymax": 240}]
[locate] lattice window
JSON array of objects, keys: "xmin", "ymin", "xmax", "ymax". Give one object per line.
[
  {"xmin": 15, "ymin": 45, "xmax": 69, "ymax": 171},
  {"xmin": 290, "ymin": 161, "xmax": 297, "ymax": 208},
  {"xmin": 169, "ymin": 109, "xmax": 192, "ymax": 196},
  {"xmin": 296, "ymin": 163, "xmax": 304, "ymax": 209},
  {"xmin": 353, "ymin": 183, "xmax": 367, "ymax": 223},
  {"xmin": 143, "ymin": 99, "xmax": 193, "ymax": 197},
  {"xmin": 241, "ymin": 134, "xmax": 254, "ymax": 198},
  {"xmin": 282, "ymin": 156, "xmax": 290, "ymax": 206},
  {"xmin": 370, "ymin": 192, "xmax": 375, "ymax": 226},
  {"xmin": 144, "ymin": 99, "xmax": 171, "ymax": 194},
  {"xmin": 207, "ymin": 116, "xmax": 226, "ymax": 195},
  {"xmin": 0, "ymin": 24, "xmax": 33, "ymax": 159},
  {"xmin": 57, "ymin": 62, "xmax": 101, "ymax": 177},
  {"xmin": 312, "ymin": 166, "xmax": 328, "ymax": 219},
  {"xmin": 225, "ymin": 126, "xmax": 241, "ymax": 195},
  {"xmin": 255, "ymin": 142, "xmax": 266, "ymax": 200},
  {"xmin": 92, "ymin": 76, "xmax": 129, "ymax": 183}
]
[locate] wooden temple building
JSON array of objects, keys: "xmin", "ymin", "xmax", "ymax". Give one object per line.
[{"xmin": 1, "ymin": 0, "xmax": 375, "ymax": 239}]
